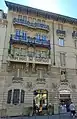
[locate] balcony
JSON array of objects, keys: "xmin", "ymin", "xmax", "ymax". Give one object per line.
[
  {"xmin": 56, "ymin": 29, "xmax": 66, "ymax": 37},
  {"xmin": 13, "ymin": 18, "xmax": 49, "ymax": 32},
  {"xmin": 7, "ymin": 55, "xmax": 51, "ymax": 65},
  {"xmin": 10, "ymin": 35, "xmax": 51, "ymax": 49},
  {"xmin": 72, "ymin": 31, "xmax": 77, "ymax": 39}
]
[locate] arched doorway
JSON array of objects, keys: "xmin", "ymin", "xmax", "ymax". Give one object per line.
[
  {"xmin": 33, "ymin": 89, "xmax": 48, "ymax": 110},
  {"xmin": 59, "ymin": 90, "xmax": 71, "ymax": 112}
]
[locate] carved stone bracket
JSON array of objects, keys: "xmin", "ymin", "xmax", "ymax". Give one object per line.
[
  {"xmin": 7, "ymin": 61, "xmax": 12, "ymax": 72},
  {"xmin": 26, "ymin": 81, "xmax": 32, "ymax": 90},
  {"xmin": 32, "ymin": 63, "xmax": 35, "ymax": 72},
  {"xmin": 71, "ymin": 84, "xmax": 76, "ymax": 90},
  {"xmin": 52, "ymin": 83, "xmax": 57, "ymax": 91},
  {"xmin": 47, "ymin": 65, "xmax": 51, "ymax": 74},
  {"xmin": 25, "ymin": 63, "xmax": 29, "ymax": 72}
]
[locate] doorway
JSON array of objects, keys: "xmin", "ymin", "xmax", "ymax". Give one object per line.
[
  {"xmin": 60, "ymin": 94, "xmax": 71, "ymax": 112},
  {"xmin": 33, "ymin": 89, "xmax": 48, "ymax": 110}
]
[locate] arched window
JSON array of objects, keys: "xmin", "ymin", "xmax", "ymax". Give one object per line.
[{"xmin": 7, "ymin": 89, "xmax": 25, "ymax": 105}]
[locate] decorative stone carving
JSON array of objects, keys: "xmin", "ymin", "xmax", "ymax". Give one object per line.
[
  {"xmin": 47, "ymin": 65, "xmax": 51, "ymax": 73},
  {"xmin": 32, "ymin": 63, "xmax": 35, "ymax": 72},
  {"xmin": 72, "ymin": 84, "xmax": 76, "ymax": 89},
  {"xmin": 7, "ymin": 62, "xmax": 12, "ymax": 72},
  {"xmin": 36, "ymin": 78, "xmax": 46, "ymax": 84},
  {"xmin": 12, "ymin": 77, "xmax": 23, "ymax": 83},
  {"xmin": 25, "ymin": 63, "xmax": 29, "ymax": 72},
  {"xmin": 26, "ymin": 82, "xmax": 32, "ymax": 89},
  {"xmin": 52, "ymin": 83, "xmax": 57, "ymax": 90},
  {"xmin": 60, "ymin": 70, "xmax": 68, "ymax": 85}
]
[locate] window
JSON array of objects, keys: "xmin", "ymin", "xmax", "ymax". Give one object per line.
[
  {"xmin": 33, "ymin": 18, "xmax": 36, "ymax": 23},
  {"xmin": 42, "ymin": 20, "xmax": 45, "ymax": 24},
  {"xmin": 7, "ymin": 90, "xmax": 12, "ymax": 104},
  {"xmin": 23, "ymin": 16, "xmax": 27, "ymax": 21},
  {"xmin": 36, "ymin": 34, "xmax": 40, "ymax": 40},
  {"xmin": 58, "ymin": 38, "xmax": 64, "ymax": 46},
  {"xmin": 15, "ymin": 29, "xmax": 20, "ymax": 36},
  {"xmin": 41, "ymin": 51, "xmax": 46, "ymax": 58},
  {"xmin": 18, "ymin": 15, "xmax": 22, "ymax": 19},
  {"xmin": 14, "ymin": 48, "xmax": 20, "ymax": 56},
  {"xmin": 28, "ymin": 17, "xmax": 32, "ymax": 22},
  {"xmin": 21, "ymin": 90, "xmax": 25, "ymax": 103},
  {"xmin": 13, "ymin": 89, "xmax": 20, "ymax": 104},
  {"xmin": 60, "ymin": 53, "xmax": 66, "ymax": 66},
  {"xmin": 58, "ymin": 24, "xmax": 63, "ymax": 30},
  {"xmin": 73, "ymin": 27, "xmax": 77, "ymax": 32},
  {"xmin": 75, "ymin": 40, "xmax": 77, "ymax": 48},
  {"xmin": 7, "ymin": 89, "xmax": 25, "ymax": 104},
  {"xmin": 37, "ymin": 19, "xmax": 41, "ymax": 23},
  {"xmin": 42, "ymin": 35, "xmax": 46, "ymax": 41},
  {"xmin": 36, "ymin": 51, "xmax": 41, "ymax": 58}
]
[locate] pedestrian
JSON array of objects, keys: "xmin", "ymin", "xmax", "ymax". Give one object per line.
[{"xmin": 70, "ymin": 102, "xmax": 76, "ymax": 117}]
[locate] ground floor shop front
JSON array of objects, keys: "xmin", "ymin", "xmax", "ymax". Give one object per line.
[{"xmin": 0, "ymin": 67, "xmax": 77, "ymax": 116}]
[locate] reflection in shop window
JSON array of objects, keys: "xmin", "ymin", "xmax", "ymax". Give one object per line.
[{"xmin": 33, "ymin": 90, "xmax": 48, "ymax": 110}]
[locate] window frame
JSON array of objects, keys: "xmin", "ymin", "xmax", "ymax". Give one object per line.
[
  {"xmin": 58, "ymin": 38, "xmax": 64, "ymax": 46},
  {"xmin": 7, "ymin": 89, "xmax": 25, "ymax": 105}
]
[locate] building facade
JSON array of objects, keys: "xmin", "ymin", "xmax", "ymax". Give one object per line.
[{"xmin": 0, "ymin": 1, "xmax": 77, "ymax": 116}]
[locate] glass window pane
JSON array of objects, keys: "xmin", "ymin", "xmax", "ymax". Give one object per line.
[
  {"xmin": 58, "ymin": 38, "xmax": 64, "ymax": 46},
  {"xmin": 21, "ymin": 90, "xmax": 25, "ymax": 103},
  {"xmin": 23, "ymin": 16, "xmax": 27, "ymax": 21},
  {"xmin": 13, "ymin": 89, "xmax": 20, "ymax": 104},
  {"xmin": 18, "ymin": 15, "xmax": 22, "ymax": 19},
  {"xmin": 7, "ymin": 90, "xmax": 12, "ymax": 104}
]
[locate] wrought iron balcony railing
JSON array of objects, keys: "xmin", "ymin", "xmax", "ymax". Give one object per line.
[
  {"xmin": 10, "ymin": 35, "xmax": 51, "ymax": 49},
  {"xmin": 56, "ymin": 29, "xmax": 66, "ymax": 36},
  {"xmin": 13, "ymin": 18, "xmax": 49, "ymax": 31}
]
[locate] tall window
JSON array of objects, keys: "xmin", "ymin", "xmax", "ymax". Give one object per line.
[
  {"xmin": 18, "ymin": 15, "xmax": 22, "ymax": 19},
  {"xmin": 75, "ymin": 40, "xmax": 77, "ymax": 48},
  {"xmin": 58, "ymin": 24, "xmax": 63, "ymax": 30},
  {"xmin": 13, "ymin": 89, "xmax": 20, "ymax": 104},
  {"xmin": 58, "ymin": 38, "xmax": 64, "ymax": 46},
  {"xmin": 21, "ymin": 90, "xmax": 25, "ymax": 103},
  {"xmin": 7, "ymin": 90, "xmax": 12, "ymax": 104},
  {"xmin": 37, "ymin": 19, "xmax": 41, "ymax": 23},
  {"xmin": 7, "ymin": 89, "xmax": 25, "ymax": 104},
  {"xmin": 23, "ymin": 16, "xmax": 27, "ymax": 21},
  {"xmin": 60, "ymin": 53, "xmax": 66, "ymax": 66}
]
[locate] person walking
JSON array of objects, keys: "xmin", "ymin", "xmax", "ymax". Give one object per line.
[{"xmin": 70, "ymin": 102, "xmax": 76, "ymax": 117}]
